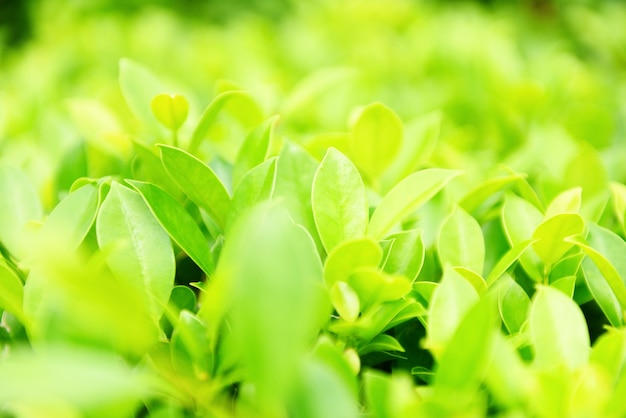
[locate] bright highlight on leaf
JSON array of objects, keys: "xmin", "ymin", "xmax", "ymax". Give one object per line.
[{"xmin": 150, "ymin": 93, "xmax": 189, "ymax": 131}]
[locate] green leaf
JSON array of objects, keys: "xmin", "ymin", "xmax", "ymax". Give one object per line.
[
  {"xmin": 550, "ymin": 275, "xmax": 576, "ymax": 298},
  {"xmin": 0, "ymin": 347, "xmax": 148, "ymax": 414},
  {"xmin": 119, "ymin": 58, "xmax": 164, "ymax": 134},
  {"xmin": 331, "ymin": 281, "xmax": 360, "ymax": 322},
  {"xmin": 358, "ymin": 333, "xmax": 405, "ymax": 355},
  {"xmin": 171, "ymin": 310, "xmax": 212, "ymax": 379},
  {"xmin": 610, "ymin": 181, "xmax": 626, "ymax": 233},
  {"xmin": 127, "ymin": 180, "xmax": 214, "ymax": 277},
  {"xmin": 486, "ymin": 238, "xmax": 537, "ymax": 285},
  {"xmin": 0, "ymin": 263, "xmax": 24, "ymax": 322},
  {"xmin": 497, "ymin": 274, "xmax": 530, "ymax": 334},
  {"xmin": 532, "ymin": 213, "xmax": 585, "ymax": 267},
  {"xmin": 188, "ymin": 90, "xmax": 251, "ymax": 155},
  {"xmin": 368, "ymin": 168, "xmax": 461, "ymax": 240},
  {"xmin": 485, "ymin": 332, "xmax": 530, "ymax": 407},
  {"xmin": 348, "ymin": 268, "xmax": 412, "ymax": 310},
  {"xmin": 590, "ymin": 328, "xmax": 626, "ymax": 384},
  {"xmin": 323, "ymin": 238, "xmax": 382, "ymax": 287},
  {"xmin": 579, "ymin": 224, "xmax": 626, "ymax": 327},
  {"xmin": 382, "ymin": 229, "xmax": 424, "ymax": 283},
  {"xmin": 529, "ymin": 285, "xmax": 590, "ymax": 370},
  {"xmin": 150, "ymin": 93, "xmax": 189, "ymax": 131},
  {"xmin": 232, "ymin": 115, "xmax": 278, "ymax": 188},
  {"xmin": 132, "ymin": 141, "xmax": 182, "ymax": 198},
  {"xmin": 312, "ymin": 148, "xmax": 368, "ymax": 253},
  {"xmin": 501, "ymin": 193, "xmax": 544, "ymax": 281},
  {"xmin": 380, "ymin": 111, "xmax": 441, "ymax": 192},
  {"xmin": 349, "ymin": 102, "xmax": 403, "ymax": 182},
  {"xmin": 96, "ymin": 182, "xmax": 175, "ymax": 320},
  {"xmin": 289, "ymin": 357, "xmax": 359, "ymax": 418},
  {"xmin": 437, "ymin": 206, "xmax": 485, "ymax": 275},
  {"xmin": 38, "ymin": 184, "xmax": 100, "ymax": 252},
  {"xmin": 453, "ymin": 266, "xmax": 486, "ymax": 295},
  {"xmin": 434, "ymin": 298, "xmax": 498, "ymax": 394},
  {"xmin": 274, "ymin": 140, "xmax": 322, "ymax": 252},
  {"xmin": 459, "ymin": 173, "xmax": 523, "ymax": 216},
  {"xmin": 0, "ymin": 165, "xmax": 43, "ymax": 258},
  {"xmin": 226, "ymin": 157, "xmax": 278, "ymax": 232},
  {"xmin": 215, "ymin": 203, "xmax": 330, "ymax": 400},
  {"xmin": 426, "ymin": 266, "xmax": 479, "ymax": 356},
  {"xmin": 159, "ymin": 144, "xmax": 231, "ymax": 230},
  {"xmin": 544, "ymin": 187, "xmax": 582, "ymax": 219}
]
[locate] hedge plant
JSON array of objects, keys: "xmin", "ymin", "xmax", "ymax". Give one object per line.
[{"xmin": 2, "ymin": 1, "xmax": 626, "ymax": 417}]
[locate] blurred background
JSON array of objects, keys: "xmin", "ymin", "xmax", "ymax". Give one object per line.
[{"xmin": 1, "ymin": 0, "xmax": 625, "ymax": 210}]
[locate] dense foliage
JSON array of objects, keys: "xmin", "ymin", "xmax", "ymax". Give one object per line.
[{"xmin": 2, "ymin": 1, "xmax": 626, "ymax": 417}]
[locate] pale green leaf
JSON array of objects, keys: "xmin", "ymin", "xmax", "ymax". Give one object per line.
[
  {"xmin": 96, "ymin": 182, "xmax": 175, "ymax": 320},
  {"xmin": 501, "ymin": 193, "xmax": 544, "ymax": 281},
  {"xmin": 188, "ymin": 90, "xmax": 251, "ymax": 154},
  {"xmin": 544, "ymin": 187, "xmax": 582, "ymax": 219},
  {"xmin": 274, "ymin": 140, "xmax": 322, "ymax": 252},
  {"xmin": 127, "ymin": 180, "xmax": 214, "ymax": 277},
  {"xmin": 217, "ymin": 203, "xmax": 330, "ymax": 399},
  {"xmin": 39, "ymin": 184, "xmax": 99, "ymax": 252},
  {"xmin": 323, "ymin": 238, "xmax": 382, "ymax": 287},
  {"xmin": 382, "ymin": 229, "xmax": 424, "ymax": 283},
  {"xmin": 437, "ymin": 206, "xmax": 485, "ymax": 275},
  {"xmin": 349, "ymin": 102, "xmax": 403, "ymax": 182},
  {"xmin": 434, "ymin": 298, "xmax": 498, "ymax": 394},
  {"xmin": 486, "ymin": 238, "xmax": 537, "ymax": 285},
  {"xmin": 529, "ymin": 285, "xmax": 590, "ymax": 370},
  {"xmin": 119, "ymin": 58, "xmax": 164, "ymax": 134},
  {"xmin": 331, "ymin": 281, "xmax": 360, "ymax": 322},
  {"xmin": 497, "ymin": 274, "xmax": 530, "ymax": 334},
  {"xmin": 532, "ymin": 213, "xmax": 585, "ymax": 266},
  {"xmin": 312, "ymin": 148, "xmax": 368, "ymax": 253},
  {"xmin": 0, "ymin": 347, "xmax": 148, "ymax": 412},
  {"xmin": 368, "ymin": 168, "xmax": 462, "ymax": 240},
  {"xmin": 579, "ymin": 224, "xmax": 626, "ymax": 327},
  {"xmin": 232, "ymin": 115, "xmax": 278, "ymax": 187},
  {"xmin": 226, "ymin": 157, "xmax": 278, "ymax": 232},
  {"xmin": 0, "ymin": 166, "xmax": 43, "ymax": 258},
  {"xmin": 150, "ymin": 93, "xmax": 189, "ymax": 131},
  {"xmin": 380, "ymin": 111, "xmax": 441, "ymax": 192},
  {"xmin": 348, "ymin": 268, "xmax": 411, "ymax": 310},
  {"xmin": 159, "ymin": 144, "xmax": 231, "ymax": 230},
  {"xmin": 426, "ymin": 266, "xmax": 479, "ymax": 356}
]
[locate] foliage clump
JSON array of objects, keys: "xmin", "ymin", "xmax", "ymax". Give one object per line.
[{"xmin": 2, "ymin": 1, "xmax": 626, "ymax": 417}]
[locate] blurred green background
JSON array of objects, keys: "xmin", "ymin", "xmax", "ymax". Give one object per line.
[{"xmin": 1, "ymin": 0, "xmax": 626, "ymax": 209}]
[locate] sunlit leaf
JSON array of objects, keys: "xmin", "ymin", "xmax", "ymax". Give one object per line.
[
  {"xmin": 96, "ymin": 182, "xmax": 175, "ymax": 320},
  {"xmin": 501, "ymin": 192, "xmax": 543, "ymax": 281},
  {"xmin": 226, "ymin": 157, "xmax": 278, "ymax": 232},
  {"xmin": 529, "ymin": 285, "xmax": 590, "ymax": 370},
  {"xmin": 426, "ymin": 266, "xmax": 479, "ymax": 356},
  {"xmin": 233, "ymin": 115, "xmax": 278, "ymax": 187},
  {"xmin": 349, "ymin": 102, "xmax": 403, "ymax": 182},
  {"xmin": 159, "ymin": 144, "xmax": 231, "ymax": 230},
  {"xmin": 323, "ymin": 238, "xmax": 382, "ymax": 287},
  {"xmin": 312, "ymin": 148, "xmax": 368, "ymax": 253},
  {"xmin": 382, "ymin": 229, "xmax": 424, "ymax": 283},
  {"xmin": 368, "ymin": 168, "xmax": 462, "ymax": 240},
  {"xmin": 532, "ymin": 213, "xmax": 585, "ymax": 267},
  {"xmin": 119, "ymin": 58, "xmax": 164, "ymax": 135},
  {"xmin": 150, "ymin": 93, "xmax": 189, "ymax": 131},
  {"xmin": 437, "ymin": 206, "xmax": 485, "ymax": 275},
  {"xmin": 0, "ymin": 165, "xmax": 43, "ymax": 258},
  {"xmin": 128, "ymin": 180, "xmax": 214, "ymax": 277}
]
